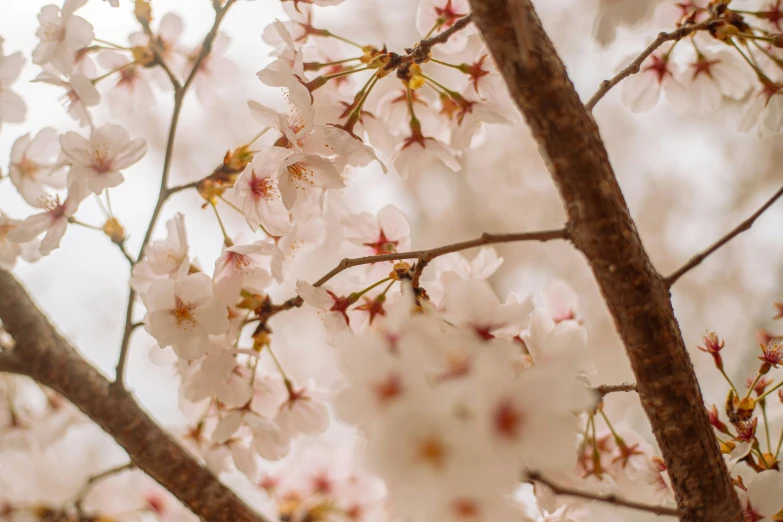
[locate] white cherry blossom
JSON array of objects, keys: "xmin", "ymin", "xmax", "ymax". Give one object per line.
[
  {"xmin": 131, "ymin": 213, "xmax": 190, "ymax": 293},
  {"xmin": 142, "ymin": 273, "xmax": 230, "ymax": 360},
  {"xmin": 0, "ymin": 217, "xmax": 40, "ymax": 270},
  {"xmin": 32, "ymin": 0, "xmax": 94, "ymax": 76},
  {"xmin": 213, "ymin": 241, "xmax": 281, "ymax": 305},
  {"xmin": 0, "ymin": 38, "xmax": 26, "ymax": 131},
  {"xmin": 7, "ymin": 185, "xmax": 85, "ymax": 256},
  {"xmin": 738, "ymin": 470, "xmax": 783, "ymax": 522},
  {"xmin": 33, "ymin": 70, "xmax": 100, "ymax": 127},
  {"xmin": 9, "ymin": 128, "xmax": 66, "ymax": 207},
  {"xmin": 59, "ymin": 123, "xmax": 147, "ymax": 194},
  {"xmin": 234, "ymin": 146, "xmax": 292, "ymax": 236}
]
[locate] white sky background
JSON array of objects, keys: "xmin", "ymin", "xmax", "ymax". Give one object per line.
[{"xmin": 1, "ymin": 0, "xmax": 782, "ymax": 436}]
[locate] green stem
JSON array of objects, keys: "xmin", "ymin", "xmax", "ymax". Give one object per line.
[
  {"xmin": 350, "ymin": 277, "xmax": 392, "ymax": 301},
  {"xmin": 92, "ymin": 61, "xmax": 136, "ymax": 84},
  {"xmin": 719, "ymin": 367, "xmax": 738, "ymax": 396},
  {"xmin": 762, "ymin": 401, "xmax": 773, "ymax": 455},
  {"xmin": 746, "ymin": 371, "xmax": 763, "ymax": 399},
  {"xmin": 210, "ymin": 201, "xmax": 231, "ymax": 244},
  {"xmin": 430, "ymin": 57, "xmax": 463, "ymax": 71},
  {"xmin": 322, "ymin": 31, "xmax": 364, "ymax": 49},
  {"xmin": 94, "ymin": 38, "xmax": 131, "ymax": 50},
  {"xmin": 321, "ymin": 66, "xmax": 371, "ymax": 81},
  {"xmin": 757, "ymin": 379, "xmax": 783, "ymax": 402},
  {"xmin": 248, "ymin": 127, "xmax": 270, "ymax": 146}
]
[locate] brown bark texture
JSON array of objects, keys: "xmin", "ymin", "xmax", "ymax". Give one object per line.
[
  {"xmin": 466, "ymin": 1, "xmax": 743, "ymax": 520},
  {"xmin": 0, "ymin": 269, "xmax": 267, "ymax": 522}
]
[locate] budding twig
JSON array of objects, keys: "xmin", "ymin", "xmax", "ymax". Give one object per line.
[
  {"xmin": 392, "ymin": 15, "xmax": 474, "ymax": 68},
  {"xmin": 585, "ymin": 20, "xmax": 713, "ymax": 112},
  {"xmin": 527, "ymin": 471, "xmax": 682, "ymax": 517},
  {"xmin": 114, "ymin": 0, "xmax": 238, "ymax": 389},
  {"xmin": 666, "ymin": 183, "xmax": 783, "ymax": 287}
]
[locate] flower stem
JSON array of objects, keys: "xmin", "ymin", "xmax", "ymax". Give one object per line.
[
  {"xmin": 248, "ymin": 127, "xmax": 270, "ymax": 146},
  {"xmin": 210, "ymin": 201, "xmax": 231, "ymax": 246},
  {"xmin": 430, "ymin": 57, "xmax": 463, "ymax": 71},
  {"xmin": 350, "ymin": 277, "xmax": 392, "ymax": 302},
  {"xmin": 719, "ymin": 367, "xmax": 738, "ymax": 396},
  {"xmin": 92, "ymin": 61, "xmax": 136, "ymax": 84},
  {"xmin": 756, "ymin": 379, "xmax": 783, "ymax": 402}
]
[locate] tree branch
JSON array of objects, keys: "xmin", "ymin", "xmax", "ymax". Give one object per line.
[
  {"xmin": 0, "ymin": 270, "xmax": 267, "ymax": 522},
  {"xmin": 74, "ymin": 462, "xmax": 135, "ymax": 515},
  {"xmin": 528, "ymin": 471, "xmax": 681, "ymax": 517},
  {"xmin": 274, "ymin": 228, "xmax": 569, "ymax": 312},
  {"xmin": 584, "ymin": 20, "xmax": 713, "ymax": 112},
  {"xmin": 386, "ymin": 15, "xmax": 474, "ymax": 69},
  {"xmin": 468, "ymin": 1, "xmax": 742, "ymax": 520},
  {"xmin": 115, "ymin": 0, "xmax": 238, "ymax": 389},
  {"xmin": 665, "ymin": 183, "xmax": 783, "ymax": 286},
  {"xmin": 596, "ymin": 382, "xmax": 637, "ymax": 397}
]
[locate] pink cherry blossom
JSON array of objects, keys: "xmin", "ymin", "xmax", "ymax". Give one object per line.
[
  {"xmin": 234, "ymin": 146, "xmax": 292, "ymax": 236},
  {"xmin": 213, "ymin": 241, "xmax": 281, "ymax": 305},
  {"xmin": 59, "ymin": 123, "xmax": 147, "ymax": 194}
]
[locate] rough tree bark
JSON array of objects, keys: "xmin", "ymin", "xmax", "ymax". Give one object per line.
[
  {"xmin": 0, "ymin": 270, "xmax": 267, "ymax": 522},
  {"xmin": 466, "ymin": 1, "xmax": 743, "ymax": 521}
]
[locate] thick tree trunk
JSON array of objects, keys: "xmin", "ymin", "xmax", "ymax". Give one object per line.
[
  {"xmin": 0, "ymin": 270, "xmax": 267, "ymax": 522},
  {"xmin": 467, "ymin": 1, "xmax": 743, "ymax": 520}
]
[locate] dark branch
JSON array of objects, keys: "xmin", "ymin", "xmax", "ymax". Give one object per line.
[
  {"xmin": 666, "ymin": 184, "xmax": 783, "ymax": 286},
  {"xmin": 585, "ymin": 20, "xmax": 713, "ymax": 112},
  {"xmin": 528, "ymin": 471, "xmax": 681, "ymax": 517},
  {"xmin": 0, "ymin": 270, "xmax": 267, "ymax": 522}
]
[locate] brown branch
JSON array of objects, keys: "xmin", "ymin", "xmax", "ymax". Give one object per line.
[
  {"xmin": 584, "ymin": 20, "xmax": 713, "ymax": 112},
  {"xmin": 387, "ymin": 15, "xmax": 474, "ymax": 69},
  {"xmin": 528, "ymin": 471, "xmax": 681, "ymax": 517},
  {"xmin": 74, "ymin": 462, "xmax": 135, "ymax": 514},
  {"xmin": 666, "ymin": 184, "xmax": 783, "ymax": 286},
  {"xmin": 0, "ymin": 270, "xmax": 267, "ymax": 522},
  {"xmin": 115, "ymin": 0, "xmax": 238, "ymax": 389},
  {"xmin": 468, "ymin": 1, "xmax": 742, "ymax": 521},
  {"xmin": 596, "ymin": 382, "xmax": 637, "ymax": 397}
]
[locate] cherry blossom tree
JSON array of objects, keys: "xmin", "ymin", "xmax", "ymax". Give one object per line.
[{"xmin": 4, "ymin": 1, "xmax": 783, "ymax": 521}]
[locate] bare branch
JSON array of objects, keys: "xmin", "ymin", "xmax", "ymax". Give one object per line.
[
  {"xmin": 666, "ymin": 184, "xmax": 783, "ymax": 286},
  {"xmin": 468, "ymin": 1, "xmax": 742, "ymax": 520},
  {"xmin": 0, "ymin": 270, "xmax": 267, "ymax": 522},
  {"xmin": 74, "ymin": 462, "xmax": 135, "ymax": 514},
  {"xmin": 115, "ymin": 0, "xmax": 238, "ymax": 389},
  {"xmin": 528, "ymin": 471, "xmax": 681, "ymax": 517},
  {"xmin": 584, "ymin": 20, "xmax": 713, "ymax": 112},
  {"xmin": 596, "ymin": 382, "xmax": 637, "ymax": 397}
]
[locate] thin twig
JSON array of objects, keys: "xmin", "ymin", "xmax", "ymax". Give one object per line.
[
  {"xmin": 168, "ymin": 179, "xmax": 201, "ymax": 195},
  {"xmin": 74, "ymin": 462, "xmax": 135, "ymax": 514},
  {"xmin": 596, "ymin": 382, "xmax": 637, "ymax": 397},
  {"xmin": 277, "ymin": 228, "xmax": 568, "ymax": 311},
  {"xmin": 528, "ymin": 471, "xmax": 681, "ymax": 517},
  {"xmin": 585, "ymin": 20, "xmax": 713, "ymax": 111},
  {"xmin": 666, "ymin": 184, "xmax": 783, "ymax": 287},
  {"xmin": 114, "ymin": 0, "xmax": 238, "ymax": 389},
  {"xmin": 138, "ymin": 20, "xmax": 182, "ymax": 91}
]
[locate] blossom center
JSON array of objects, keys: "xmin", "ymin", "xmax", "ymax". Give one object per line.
[
  {"xmin": 89, "ymin": 145, "xmax": 112, "ymax": 173},
  {"xmin": 417, "ymin": 436, "xmax": 447, "ymax": 469},
  {"xmin": 287, "ymin": 162, "xmax": 315, "ymax": 188},
  {"xmin": 170, "ymin": 297, "xmax": 197, "ymax": 328},
  {"xmin": 493, "ymin": 399, "xmax": 524, "ymax": 439},
  {"xmin": 249, "ymin": 171, "xmax": 277, "ymax": 200},
  {"xmin": 373, "ymin": 374, "xmax": 403, "ymax": 404},
  {"xmin": 15, "ymin": 155, "xmax": 41, "ymax": 179},
  {"xmin": 41, "ymin": 22, "xmax": 65, "ymax": 42}
]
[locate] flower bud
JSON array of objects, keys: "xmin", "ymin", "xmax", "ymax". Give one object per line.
[
  {"xmin": 135, "ymin": 0, "xmax": 152, "ymax": 25},
  {"xmin": 698, "ymin": 331, "xmax": 725, "ymax": 370},
  {"xmin": 772, "ymin": 35, "xmax": 783, "ymax": 49},
  {"xmin": 102, "ymin": 217, "xmax": 125, "ymax": 245},
  {"xmin": 708, "ymin": 404, "xmax": 731, "ymax": 435}
]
